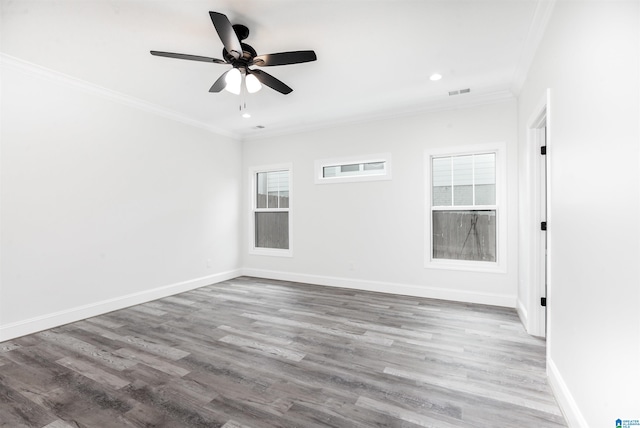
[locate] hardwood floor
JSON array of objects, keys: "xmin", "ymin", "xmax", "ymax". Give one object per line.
[{"xmin": 0, "ymin": 277, "xmax": 566, "ymax": 427}]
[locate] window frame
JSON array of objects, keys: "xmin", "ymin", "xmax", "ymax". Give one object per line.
[
  {"xmin": 424, "ymin": 143, "xmax": 507, "ymax": 273},
  {"xmin": 314, "ymin": 153, "xmax": 392, "ymax": 184},
  {"xmin": 249, "ymin": 163, "xmax": 293, "ymax": 257}
]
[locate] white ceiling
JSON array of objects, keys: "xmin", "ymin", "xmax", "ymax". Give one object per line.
[{"xmin": 1, "ymin": 0, "xmax": 550, "ymax": 140}]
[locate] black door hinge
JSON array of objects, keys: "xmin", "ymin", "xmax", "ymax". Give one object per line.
[
  {"xmin": 541, "ymin": 297, "xmax": 547, "ymax": 307},
  {"xmin": 541, "ymin": 146, "xmax": 547, "ymax": 155},
  {"xmin": 541, "ymin": 221, "xmax": 547, "ymax": 231}
]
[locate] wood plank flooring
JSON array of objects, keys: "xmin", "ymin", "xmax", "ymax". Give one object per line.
[{"xmin": 0, "ymin": 276, "xmax": 566, "ymax": 427}]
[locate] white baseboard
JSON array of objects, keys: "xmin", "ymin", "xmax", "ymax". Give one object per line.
[
  {"xmin": 1, "ymin": 268, "xmax": 515, "ymax": 342},
  {"xmin": 0, "ymin": 269, "xmax": 241, "ymax": 342},
  {"xmin": 516, "ymin": 298, "xmax": 529, "ymax": 329},
  {"xmin": 548, "ymin": 357, "xmax": 589, "ymax": 428},
  {"xmin": 241, "ymin": 268, "xmax": 516, "ymax": 308}
]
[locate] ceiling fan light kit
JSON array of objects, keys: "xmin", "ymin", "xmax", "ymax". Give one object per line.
[
  {"xmin": 150, "ymin": 11, "xmax": 317, "ymax": 96},
  {"xmin": 224, "ymin": 68, "xmax": 242, "ymax": 94},
  {"xmin": 245, "ymin": 74, "xmax": 262, "ymax": 93}
]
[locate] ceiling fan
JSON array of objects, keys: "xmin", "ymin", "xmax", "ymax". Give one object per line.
[{"xmin": 151, "ymin": 11, "xmax": 317, "ymax": 95}]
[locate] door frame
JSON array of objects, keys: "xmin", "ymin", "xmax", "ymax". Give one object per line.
[{"xmin": 525, "ymin": 89, "xmax": 551, "ymax": 338}]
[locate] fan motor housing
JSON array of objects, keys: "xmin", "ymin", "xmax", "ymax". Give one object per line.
[
  {"xmin": 223, "ymin": 42, "xmax": 257, "ymax": 63},
  {"xmin": 223, "ymin": 24, "xmax": 254, "ymax": 63}
]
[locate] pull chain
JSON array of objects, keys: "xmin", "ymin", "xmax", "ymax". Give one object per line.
[{"xmin": 239, "ymin": 77, "xmax": 251, "ymax": 118}]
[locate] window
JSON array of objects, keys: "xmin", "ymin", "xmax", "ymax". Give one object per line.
[
  {"xmin": 323, "ymin": 161, "xmax": 386, "ymax": 178},
  {"xmin": 315, "ymin": 154, "xmax": 392, "ymax": 184},
  {"xmin": 250, "ymin": 164, "xmax": 292, "ymax": 256},
  {"xmin": 426, "ymin": 144, "xmax": 506, "ymax": 272}
]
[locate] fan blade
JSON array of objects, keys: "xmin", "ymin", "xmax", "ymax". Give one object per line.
[
  {"xmin": 209, "ymin": 70, "xmax": 230, "ymax": 92},
  {"xmin": 150, "ymin": 51, "xmax": 226, "ymax": 64},
  {"xmin": 249, "ymin": 69, "xmax": 293, "ymax": 94},
  {"xmin": 209, "ymin": 11, "xmax": 242, "ymax": 60},
  {"xmin": 253, "ymin": 50, "xmax": 317, "ymax": 67}
]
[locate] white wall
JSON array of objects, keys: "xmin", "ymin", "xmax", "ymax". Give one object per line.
[
  {"xmin": 518, "ymin": 1, "xmax": 640, "ymax": 426},
  {"xmin": 0, "ymin": 58, "xmax": 242, "ymax": 340},
  {"xmin": 243, "ymin": 100, "xmax": 519, "ymax": 307}
]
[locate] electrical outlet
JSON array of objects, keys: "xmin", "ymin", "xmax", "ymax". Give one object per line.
[{"xmin": 206, "ymin": 259, "xmax": 212, "ymax": 268}]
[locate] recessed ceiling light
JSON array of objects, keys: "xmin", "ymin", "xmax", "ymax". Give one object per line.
[
  {"xmin": 430, "ymin": 73, "xmax": 442, "ymax": 81},
  {"xmin": 242, "ymin": 112, "xmax": 251, "ymax": 119}
]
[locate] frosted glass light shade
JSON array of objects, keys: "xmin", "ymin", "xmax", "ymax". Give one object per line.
[
  {"xmin": 224, "ymin": 68, "xmax": 242, "ymax": 95},
  {"xmin": 245, "ymin": 73, "xmax": 262, "ymax": 93}
]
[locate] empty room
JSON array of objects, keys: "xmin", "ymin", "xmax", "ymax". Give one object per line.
[{"xmin": 1, "ymin": 1, "xmax": 638, "ymax": 427}]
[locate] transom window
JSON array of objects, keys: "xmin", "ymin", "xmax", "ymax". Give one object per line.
[
  {"xmin": 315, "ymin": 154, "xmax": 392, "ymax": 184},
  {"xmin": 322, "ymin": 161, "xmax": 386, "ymax": 179}
]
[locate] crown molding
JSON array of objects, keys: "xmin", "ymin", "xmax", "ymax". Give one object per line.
[
  {"xmin": 0, "ymin": 52, "xmax": 520, "ymax": 144},
  {"xmin": 510, "ymin": 0, "xmax": 557, "ymax": 96},
  {"xmin": 0, "ymin": 53, "xmax": 240, "ymax": 140},
  {"xmin": 241, "ymin": 89, "xmax": 516, "ymax": 142}
]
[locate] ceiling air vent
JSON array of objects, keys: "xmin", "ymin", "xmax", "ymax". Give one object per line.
[{"xmin": 449, "ymin": 88, "xmax": 471, "ymax": 96}]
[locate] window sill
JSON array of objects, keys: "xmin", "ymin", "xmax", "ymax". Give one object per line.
[
  {"xmin": 315, "ymin": 174, "xmax": 392, "ymax": 185},
  {"xmin": 425, "ymin": 259, "xmax": 506, "ymax": 274},
  {"xmin": 249, "ymin": 248, "xmax": 293, "ymax": 258}
]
